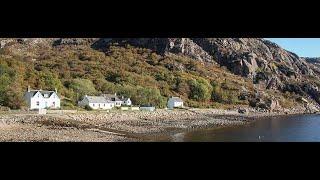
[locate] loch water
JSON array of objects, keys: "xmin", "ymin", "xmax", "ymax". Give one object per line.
[{"xmin": 172, "ymin": 114, "xmax": 320, "ymax": 142}]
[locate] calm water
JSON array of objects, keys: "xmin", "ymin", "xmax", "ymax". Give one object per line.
[{"xmin": 172, "ymin": 114, "xmax": 320, "ymax": 142}]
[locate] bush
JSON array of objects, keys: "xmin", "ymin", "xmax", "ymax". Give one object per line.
[
  {"xmin": 38, "ymin": 71, "xmax": 63, "ymax": 90},
  {"xmin": 69, "ymin": 78, "xmax": 97, "ymax": 100},
  {"xmin": 106, "ymin": 71, "xmax": 123, "ymax": 84},
  {"xmin": 211, "ymin": 82, "xmax": 239, "ymax": 104},
  {"xmin": 188, "ymin": 79, "xmax": 211, "ymax": 101},
  {"xmin": 84, "ymin": 105, "xmax": 93, "ymax": 111}
]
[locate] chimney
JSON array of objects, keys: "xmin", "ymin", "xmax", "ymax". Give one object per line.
[
  {"xmin": 27, "ymin": 85, "xmax": 30, "ymax": 92},
  {"xmin": 55, "ymin": 88, "xmax": 57, "ymax": 94},
  {"xmin": 115, "ymin": 93, "xmax": 117, "ymax": 96}
]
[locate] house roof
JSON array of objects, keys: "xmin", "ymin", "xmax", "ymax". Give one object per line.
[
  {"xmin": 122, "ymin": 98, "xmax": 130, "ymax": 101},
  {"xmin": 169, "ymin": 97, "xmax": 183, "ymax": 102},
  {"xmin": 85, "ymin": 96, "xmax": 113, "ymax": 103},
  {"xmin": 26, "ymin": 90, "xmax": 57, "ymax": 98},
  {"xmin": 102, "ymin": 94, "xmax": 122, "ymax": 101}
]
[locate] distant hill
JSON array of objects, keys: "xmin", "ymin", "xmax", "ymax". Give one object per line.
[{"xmin": 0, "ymin": 38, "xmax": 319, "ymax": 110}]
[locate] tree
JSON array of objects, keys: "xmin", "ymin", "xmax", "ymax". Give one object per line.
[
  {"xmin": 106, "ymin": 71, "xmax": 122, "ymax": 84},
  {"xmin": 188, "ymin": 79, "xmax": 211, "ymax": 101},
  {"xmin": 117, "ymin": 85, "xmax": 166, "ymax": 108},
  {"xmin": 0, "ymin": 62, "xmax": 26, "ymax": 109},
  {"xmin": 38, "ymin": 71, "xmax": 63, "ymax": 90},
  {"xmin": 69, "ymin": 78, "xmax": 97, "ymax": 101},
  {"xmin": 4, "ymin": 83, "xmax": 26, "ymax": 109},
  {"xmin": 211, "ymin": 81, "xmax": 239, "ymax": 104}
]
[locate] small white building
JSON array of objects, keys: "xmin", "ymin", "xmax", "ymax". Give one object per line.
[
  {"xmin": 103, "ymin": 93, "xmax": 124, "ymax": 107},
  {"xmin": 24, "ymin": 87, "xmax": 61, "ymax": 110},
  {"xmin": 78, "ymin": 95, "xmax": 114, "ymax": 110},
  {"xmin": 121, "ymin": 97, "xmax": 132, "ymax": 106},
  {"xmin": 167, "ymin": 97, "xmax": 184, "ymax": 109}
]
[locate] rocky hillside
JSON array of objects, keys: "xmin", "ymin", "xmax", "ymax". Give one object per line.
[
  {"xmin": 304, "ymin": 57, "xmax": 320, "ymax": 70},
  {"xmin": 0, "ymin": 38, "xmax": 319, "ymax": 111}
]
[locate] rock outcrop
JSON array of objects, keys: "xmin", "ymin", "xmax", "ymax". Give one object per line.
[
  {"xmin": 52, "ymin": 38, "xmax": 99, "ymax": 46},
  {"xmin": 191, "ymin": 38, "xmax": 314, "ymax": 79},
  {"xmin": 107, "ymin": 38, "xmax": 214, "ymax": 63}
]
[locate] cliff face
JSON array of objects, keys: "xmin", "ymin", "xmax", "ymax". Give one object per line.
[
  {"xmin": 104, "ymin": 38, "xmax": 214, "ymax": 63},
  {"xmin": 101, "ymin": 38, "xmax": 315, "ymax": 81},
  {"xmin": 1, "ymin": 38, "xmax": 320, "ymax": 108},
  {"xmin": 192, "ymin": 38, "xmax": 313, "ymax": 78}
]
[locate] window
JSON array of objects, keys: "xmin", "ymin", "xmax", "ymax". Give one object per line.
[
  {"xmin": 36, "ymin": 101, "xmax": 39, "ymax": 106},
  {"xmin": 53, "ymin": 102, "xmax": 55, "ymax": 106},
  {"xmin": 93, "ymin": 104, "xmax": 95, "ymax": 107}
]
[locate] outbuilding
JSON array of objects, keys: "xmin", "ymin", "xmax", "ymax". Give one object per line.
[{"xmin": 167, "ymin": 97, "xmax": 184, "ymax": 109}]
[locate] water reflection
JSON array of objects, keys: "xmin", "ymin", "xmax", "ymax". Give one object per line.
[{"xmin": 171, "ymin": 132, "xmax": 186, "ymax": 142}]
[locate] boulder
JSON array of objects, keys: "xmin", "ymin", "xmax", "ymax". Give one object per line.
[
  {"xmin": 269, "ymin": 99, "xmax": 281, "ymax": 112},
  {"xmin": 238, "ymin": 108, "xmax": 248, "ymax": 114}
]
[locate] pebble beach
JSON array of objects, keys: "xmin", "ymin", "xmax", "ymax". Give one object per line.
[{"xmin": 0, "ymin": 108, "xmax": 315, "ymax": 142}]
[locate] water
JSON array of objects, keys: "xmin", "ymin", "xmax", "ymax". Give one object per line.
[{"xmin": 172, "ymin": 114, "xmax": 320, "ymax": 142}]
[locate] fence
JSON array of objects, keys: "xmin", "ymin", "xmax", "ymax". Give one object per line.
[
  {"xmin": 121, "ymin": 107, "xmax": 129, "ymax": 111},
  {"xmin": 139, "ymin": 107, "xmax": 156, "ymax": 112},
  {"xmin": 131, "ymin": 107, "xmax": 140, "ymax": 111},
  {"xmin": 46, "ymin": 110, "xmax": 78, "ymax": 114}
]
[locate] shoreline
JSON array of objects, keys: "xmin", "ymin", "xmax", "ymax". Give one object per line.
[
  {"xmin": 0, "ymin": 108, "xmax": 318, "ymax": 142},
  {"xmin": 139, "ymin": 110, "xmax": 319, "ymax": 141}
]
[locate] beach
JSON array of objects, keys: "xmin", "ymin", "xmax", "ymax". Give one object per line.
[{"xmin": 0, "ymin": 108, "xmax": 316, "ymax": 142}]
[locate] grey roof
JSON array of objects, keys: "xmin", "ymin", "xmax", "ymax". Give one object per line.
[
  {"xmin": 86, "ymin": 96, "xmax": 112, "ymax": 103},
  {"xmin": 102, "ymin": 94, "xmax": 122, "ymax": 101},
  {"xmin": 122, "ymin": 98, "xmax": 130, "ymax": 101},
  {"xmin": 26, "ymin": 90, "xmax": 56, "ymax": 98},
  {"xmin": 169, "ymin": 97, "xmax": 183, "ymax": 102}
]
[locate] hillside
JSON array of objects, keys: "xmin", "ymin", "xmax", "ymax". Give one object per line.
[{"xmin": 0, "ymin": 38, "xmax": 319, "ymax": 111}]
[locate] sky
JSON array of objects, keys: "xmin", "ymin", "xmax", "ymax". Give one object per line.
[{"xmin": 265, "ymin": 38, "xmax": 320, "ymax": 58}]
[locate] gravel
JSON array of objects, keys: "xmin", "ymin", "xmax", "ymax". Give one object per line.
[{"xmin": 0, "ymin": 108, "xmax": 311, "ymax": 142}]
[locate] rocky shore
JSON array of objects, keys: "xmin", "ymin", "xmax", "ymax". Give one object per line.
[{"xmin": 0, "ymin": 108, "xmax": 317, "ymax": 142}]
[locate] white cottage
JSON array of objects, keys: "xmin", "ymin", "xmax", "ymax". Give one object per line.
[
  {"xmin": 167, "ymin": 97, "xmax": 184, "ymax": 109},
  {"xmin": 78, "ymin": 95, "xmax": 114, "ymax": 110},
  {"xmin": 24, "ymin": 87, "xmax": 60, "ymax": 110},
  {"xmin": 102, "ymin": 93, "xmax": 124, "ymax": 107},
  {"xmin": 121, "ymin": 97, "xmax": 132, "ymax": 106}
]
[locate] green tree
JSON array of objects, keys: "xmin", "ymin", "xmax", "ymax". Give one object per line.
[
  {"xmin": 38, "ymin": 71, "xmax": 63, "ymax": 90},
  {"xmin": 188, "ymin": 79, "xmax": 210, "ymax": 101},
  {"xmin": 69, "ymin": 78, "xmax": 97, "ymax": 101}
]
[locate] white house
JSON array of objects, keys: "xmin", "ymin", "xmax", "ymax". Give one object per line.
[
  {"xmin": 121, "ymin": 97, "xmax": 132, "ymax": 106},
  {"xmin": 102, "ymin": 93, "xmax": 124, "ymax": 107},
  {"xmin": 167, "ymin": 97, "xmax": 184, "ymax": 109},
  {"xmin": 78, "ymin": 95, "xmax": 114, "ymax": 110},
  {"xmin": 24, "ymin": 87, "xmax": 60, "ymax": 110}
]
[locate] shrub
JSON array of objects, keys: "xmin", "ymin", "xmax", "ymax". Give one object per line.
[
  {"xmin": 84, "ymin": 105, "xmax": 93, "ymax": 111},
  {"xmin": 69, "ymin": 78, "xmax": 97, "ymax": 100},
  {"xmin": 188, "ymin": 79, "xmax": 211, "ymax": 101}
]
